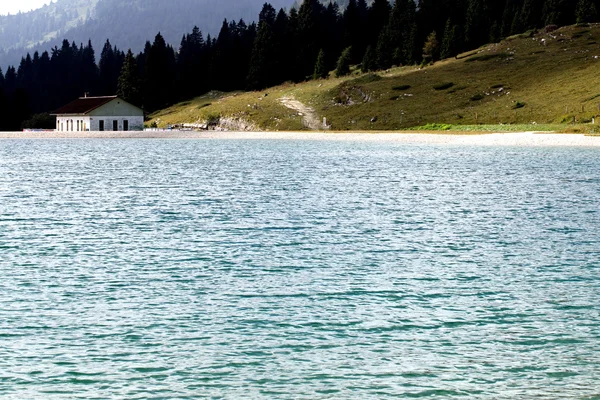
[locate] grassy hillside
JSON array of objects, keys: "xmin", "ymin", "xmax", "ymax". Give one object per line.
[{"xmin": 149, "ymin": 24, "xmax": 600, "ymax": 133}]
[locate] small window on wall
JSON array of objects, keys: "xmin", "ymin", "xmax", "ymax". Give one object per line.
[
  {"xmin": 123, "ymin": 120, "xmax": 129, "ymax": 131},
  {"xmin": 61, "ymin": 122, "xmax": 64, "ymax": 131},
  {"xmin": 70, "ymin": 120, "xmax": 73, "ymax": 131},
  {"xmin": 113, "ymin": 120, "xmax": 118, "ymax": 131},
  {"xmin": 99, "ymin": 120, "xmax": 104, "ymax": 131}
]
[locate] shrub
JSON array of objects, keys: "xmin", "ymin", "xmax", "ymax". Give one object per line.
[
  {"xmin": 448, "ymin": 85, "xmax": 467, "ymax": 94},
  {"xmin": 350, "ymin": 73, "xmax": 382, "ymax": 85},
  {"xmin": 512, "ymin": 101, "xmax": 526, "ymax": 109},
  {"xmin": 21, "ymin": 113, "xmax": 55, "ymax": 130},
  {"xmin": 206, "ymin": 112, "xmax": 221, "ymax": 127},
  {"xmin": 556, "ymin": 114, "xmax": 576, "ymax": 123},
  {"xmin": 465, "ymin": 53, "xmax": 510, "ymax": 62},
  {"xmin": 416, "ymin": 123, "xmax": 454, "ymax": 131},
  {"xmin": 470, "ymin": 93, "xmax": 484, "ymax": 101},
  {"xmin": 393, "ymin": 85, "xmax": 411, "ymax": 91},
  {"xmin": 433, "ymin": 82, "xmax": 454, "ymax": 90}
]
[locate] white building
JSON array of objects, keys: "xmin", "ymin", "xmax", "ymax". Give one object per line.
[{"xmin": 52, "ymin": 96, "xmax": 144, "ymax": 132}]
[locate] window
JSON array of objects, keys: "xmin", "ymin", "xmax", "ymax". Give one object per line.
[
  {"xmin": 77, "ymin": 120, "xmax": 80, "ymax": 131},
  {"xmin": 70, "ymin": 120, "xmax": 73, "ymax": 131},
  {"xmin": 61, "ymin": 122, "xmax": 64, "ymax": 131},
  {"xmin": 123, "ymin": 120, "xmax": 129, "ymax": 131},
  {"xmin": 113, "ymin": 120, "xmax": 118, "ymax": 131},
  {"xmin": 99, "ymin": 120, "xmax": 104, "ymax": 131}
]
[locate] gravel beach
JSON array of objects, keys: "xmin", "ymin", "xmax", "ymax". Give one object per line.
[{"xmin": 2, "ymin": 131, "xmax": 600, "ymax": 146}]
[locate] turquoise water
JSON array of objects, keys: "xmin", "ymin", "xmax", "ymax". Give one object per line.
[{"xmin": 1, "ymin": 139, "xmax": 599, "ymax": 399}]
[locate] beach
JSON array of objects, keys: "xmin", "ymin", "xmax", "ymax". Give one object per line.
[{"xmin": 2, "ymin": 130, "xmax": 600, "ymax": 146}]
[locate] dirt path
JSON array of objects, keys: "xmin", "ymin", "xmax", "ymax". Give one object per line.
[{"xmin": 279, "ymin": 97, "xmax": 323, "ymax": 130}]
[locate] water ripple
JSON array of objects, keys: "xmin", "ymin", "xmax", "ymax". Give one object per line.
[{"xmin": 0, "ymin": 139, "xmax": 599, "ymax": 398}]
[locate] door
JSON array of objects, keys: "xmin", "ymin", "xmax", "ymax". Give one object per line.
[
  {"xmin": 113, "ymin": 120, "xmax": 118, "ymax": 131},
  {"xmin": 123, "ymin": 120, "xmax": 129, "ymax": 131},
  {"xmin": 99, "ymin": 120, "xmax": 104, "ymax": 131}
]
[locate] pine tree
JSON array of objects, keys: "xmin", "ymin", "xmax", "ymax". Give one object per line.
[
  {"xmin": 542, "ymin": 0, "xmax": 573, "ymax": 26},
  {"xmin": 322, "ymin": 2, "xmax": 342, "ymax": 73},
  {"xmin": 521, "ymin": 0, "xmax": 541, "ymax": 29},
  {"xmin": 576, "ymin": 0, "xmax": 598, "ymax": 23},
  {"xmin": 361, "ymin": 45, "xmax": 377, "ymax": 72},
  {"xmin": 510, "ymin": 8, "xmax": 524, "ymax": 35},
  {"xmin": 273, "ymin": 9, "xmax": 291, "ymax": 85},
  {"xmin": 465, "ymin": 0, "xmax": 490, "ymax": 48},
  {"xmin": 367, "ymin": 0, "xmax": 391, "ymax": 47},
  {"xmin": 0, "ymin": 68, "xmax": 5, "ymax": 131},
  {"xmin": 247, "ymin": 9, "xmax": 277, "ymax": 90},
  {"xmin": 313, "ymin": 49, "xmax": 328, "ymax": 79},
  {"xmin": 80, "ymin": 40, "xmax": 98, "ymax": 95},
  {"xmin": 297, "ymin": 0, "xmax": 326, "ymax": 80},
  {"xmin": 117, "ymin": 50, "xmax": 141, "ymax": 106},
  {"xmin": 376, "ymin": 0, "xmax": 417, "ymax": 68},
  {"xmin": 440, "ymin": 19, "xmax": 458, "ymax": 59},
  {"xmin": 143, "ymin": 32, "xmax": 174, "ymax": 111},
  {"xmin": 343, "ymin": 0, "xmax": 360, "ymax": 50},
  {"xmin": 335, "ymin": 46, "xmax": 353, "ymax": 77},
  {"xmin": 422, "ymin": 31, "xmax": 439, "ymax": 64},
  {"xmin": 99, "ymin": 39, "xmax": 116, "ymax": 95}
]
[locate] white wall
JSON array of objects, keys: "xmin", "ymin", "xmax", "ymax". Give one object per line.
[
  {"xmin": 89, "ymin": 116, "xmax": 144, "ymax": 131},
  {"xmin": 56, "ymin": 117, "xmax": 91, "ymax": 132},
  {"xmin": 55, "ymin": 116, "xmax": 144, "ymax": 132}
]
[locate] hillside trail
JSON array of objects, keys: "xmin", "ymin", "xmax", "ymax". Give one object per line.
[{"xmin": 279, "ymin": 97, "xmax": 323, "ymax": 130}]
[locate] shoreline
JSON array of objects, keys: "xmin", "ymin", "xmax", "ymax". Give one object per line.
[{"xmin": 1, "ymin": 130, "xmax": 600, "ymax": 146}]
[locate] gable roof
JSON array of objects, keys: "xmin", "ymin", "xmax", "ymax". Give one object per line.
[{"xmin": 51, "ymin": 96, "xmax": 118, "ymax": 115}]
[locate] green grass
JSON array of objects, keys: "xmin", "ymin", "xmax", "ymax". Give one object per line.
[
  {"xmin": 149, "ymin": 24, "xmax": 600, "ymax": 132},
  {"xmin": 410, "ymin": 123, "xmax": 566, "ymax": 132}
]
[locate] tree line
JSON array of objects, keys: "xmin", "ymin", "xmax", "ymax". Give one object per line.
[{"xmin": 0, "ymin": 0, "xmax": 598, "ymax": 131}]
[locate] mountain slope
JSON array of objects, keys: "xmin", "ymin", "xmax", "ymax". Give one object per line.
[
  {"xmin": 0, "ymin": 0, "xmax": 97, "ymax": 52},
  {"xmin": 0, "ymin": 0, "xmax": 294, "ymax": 68},
  {"xmin": 148, "ymin": 24, "xmax": 600, "ymax": 132}
]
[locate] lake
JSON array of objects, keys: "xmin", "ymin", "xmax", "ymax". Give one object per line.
[{"xmin": 1, "ymin": 139, "xmax": 599, "ymax": 399}]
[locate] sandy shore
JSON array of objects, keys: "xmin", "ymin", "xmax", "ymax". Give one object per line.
[{"xmin": 1, "ymin": 131, "xmax": 600, "ymax": 146}]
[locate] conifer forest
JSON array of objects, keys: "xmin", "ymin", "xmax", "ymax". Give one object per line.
[{"xmin": 0, "ymin": 0, "xmax": 597, "ymax": 130}]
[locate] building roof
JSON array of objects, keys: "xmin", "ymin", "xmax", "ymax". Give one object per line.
[{"xmin": 51, "ymin": 96, "xmax": 118, "ymax": 115}]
